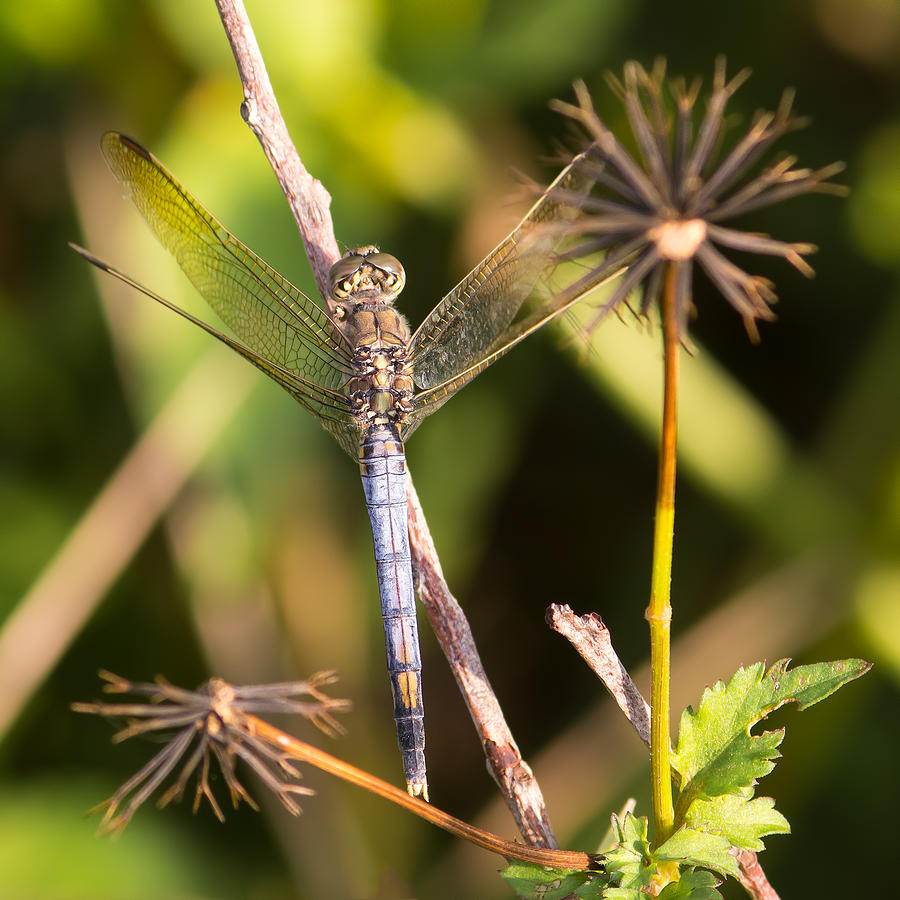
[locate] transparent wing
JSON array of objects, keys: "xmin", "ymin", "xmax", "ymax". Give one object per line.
[
  {"xmin": 402, "ymin": 251, "xmax": 624, "ymax": 439},
  {"xmin": 71, "ymin": 245, "xmax": 362, "ymax": 458},
  {"xmin": 407, "ymin": 147, "xmax": 596, "ymax": 391},
  {"xmin": 101, "ymin": 132, "xmax": 353, "ymax": 392}
]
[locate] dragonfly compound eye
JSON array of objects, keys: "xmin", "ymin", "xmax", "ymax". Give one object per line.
[
  {"xmin": 367, "ymin": 253, "xmax": 406, "ymax": 295},
  {"xmin": 328, "ymin": 253, "xmax": 367, "ymax": 299}
]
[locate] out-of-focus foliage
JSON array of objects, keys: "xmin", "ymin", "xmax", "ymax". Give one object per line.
[
  {"xmin": 0, "ymin": 778, "xmax": 241, "ymax": 900},
  {"xmin": 0, "ymin": 1, "xmax": 897, "ymax": 898}
]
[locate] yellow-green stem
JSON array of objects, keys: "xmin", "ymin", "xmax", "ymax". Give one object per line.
[{"xmin": 648, "ymin": 263, "xmax": 680, "ymax": 846}]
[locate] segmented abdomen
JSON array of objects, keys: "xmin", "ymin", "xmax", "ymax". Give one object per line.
[{"xmin": 358, "ymin": 422, "xmax": 427, "ymax": 798}]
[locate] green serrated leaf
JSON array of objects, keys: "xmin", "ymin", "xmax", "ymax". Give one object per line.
[
  {"xmin": 500, "ymin": 863, "xmax": 589, "ymax": 900},
  {"xmin": 597, "ymin": 814, "xmax": 655, "ymax": 891},
  {"xmin": 684, "ymin": 794, "xmax": 790, "ymax": 852},
  {"xmin": 655, "ymin": 827, "xmax": 741, "ymax": 879},
  {"xmin": 597, "ymin": 801, "xmax": 638, "ymax": 853},
  {"xmin": 616, "ymin": 812, "xmax": 650, "ymax": 847},
  {"xmin": 682, "ymin": 728, "xmax": 784, "ymax": 805},
  {"xmin": 658, "ymin": 869, "xmax": 722, "ymax": 900},
  {"xmin": 585, "ymin": 812, "xmax": 656, "ymax": 897},
  {"xmin": 672, "ymin": 658, "xmax": 870, "ymax": 808}
]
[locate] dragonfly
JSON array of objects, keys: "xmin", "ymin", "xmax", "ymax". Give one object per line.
[{"xmin": 72, "ymin": 132, "xmax": 616, "ymax": 800}]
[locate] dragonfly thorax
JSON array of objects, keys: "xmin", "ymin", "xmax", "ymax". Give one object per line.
[
  {"xmin": 348, "ymin": 341, "xmax": 414, "ymax": 426},
  {"xmin": 330, "ymin": 247, "xmax": 414, "ymax": 426}
]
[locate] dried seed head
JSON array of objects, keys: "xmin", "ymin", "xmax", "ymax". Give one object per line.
[
  {"xmin": 73, "ymin": 671, "xmax": 350, "ymax": 833},
  {"xmin": 548, "ymin": 58, "xmax": 846, "ymax": 339}
]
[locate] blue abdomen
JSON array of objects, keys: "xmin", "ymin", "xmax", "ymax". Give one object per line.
[{"xmin": 359, "ymin": 422, "xmax": 427, "ymax": 799}]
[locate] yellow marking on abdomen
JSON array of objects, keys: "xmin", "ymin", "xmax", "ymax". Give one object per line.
[{"xmin": 395, "ymin": 671, "xmax": 420, "ymax": 709}]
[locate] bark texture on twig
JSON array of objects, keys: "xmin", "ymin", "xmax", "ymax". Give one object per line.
[
  {"xmin": 406, "ymin": 476, "xmax": 558, "ymax": 849},
  {"xmin": 547, "ymin": 604, "xmax": 651, "ymax": 747},
  {"xmin": 214, "ymin": 0, "xmax": 340, "ymax": 304},
  {"xmin": 733, "ymin": 848, "xmax": 782, "ymax": 900}
]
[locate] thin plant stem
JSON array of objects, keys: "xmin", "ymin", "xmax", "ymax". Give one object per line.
[
  {"xmin": 647, "ymin": 262, "xmax": 680, "ymax": 845},
  {"xmin": 243, "ymin": 713, "xmax": 595, "ymax": 871}
]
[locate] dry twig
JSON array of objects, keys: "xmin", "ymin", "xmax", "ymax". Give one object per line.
[
  {"xmin": 214, "ymin": 0, "xmax": 340, "ymax": 301},
  {"xmin": 547, "ymin": 604, "xmax": 651, "ymax": 747},
  {"xmin": 407, "ymin": 479, "xmax": 558, "ymax": 848},
  {"xmin": 213, "ymin": 0, "xmax": 557, "ymax": 848}
]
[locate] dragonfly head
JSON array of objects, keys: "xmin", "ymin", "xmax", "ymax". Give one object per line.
[{"xmin": 329, "ymin": 246, "xmax": 406, "ymax": 307}]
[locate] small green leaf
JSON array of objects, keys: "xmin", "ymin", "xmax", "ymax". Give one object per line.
[
  {"xmin": 655, "ymin": 827, "xmax": 741, "ymax": 879},
  {"xmin": 597, "ymin": 800, "xmax": 638, "ymax": 852},
  {"xmin": 592, "ymin": 889, "xmax": 643, "ymax": 900},
  {"xmin": 684, "ymin": 794, "xmax": 789, "ymax": 852},
  {"xmin": 571, "ymin": 875, "xmax": 622, "ymax": 899},
  {"xmin": 500, "ymin": 863, "xmax": 589, "ymax": 899},
  {"xmin": 602, "ymin": 813, "xmax": 656, "ymax": 890},
  {"xmin": 616, "ymin": 811, "xmax": 650, "ymax": 846},
  {"xmin": 658, "ymin": 869, "xmax": 722, "ymax": 900},
  {"xmin": 672, "ymin": 658, "xmax": 870, "ymax": 803}
]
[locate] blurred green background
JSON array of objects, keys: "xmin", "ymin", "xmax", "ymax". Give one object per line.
[{"xmin": 1, "ymin": 0, "xmax": 898, "ymax": 897}]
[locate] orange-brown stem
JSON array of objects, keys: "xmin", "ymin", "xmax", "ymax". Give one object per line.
[{"xmin": 245, "ymin": 713, "xmax": 593, "ymax": 870}]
